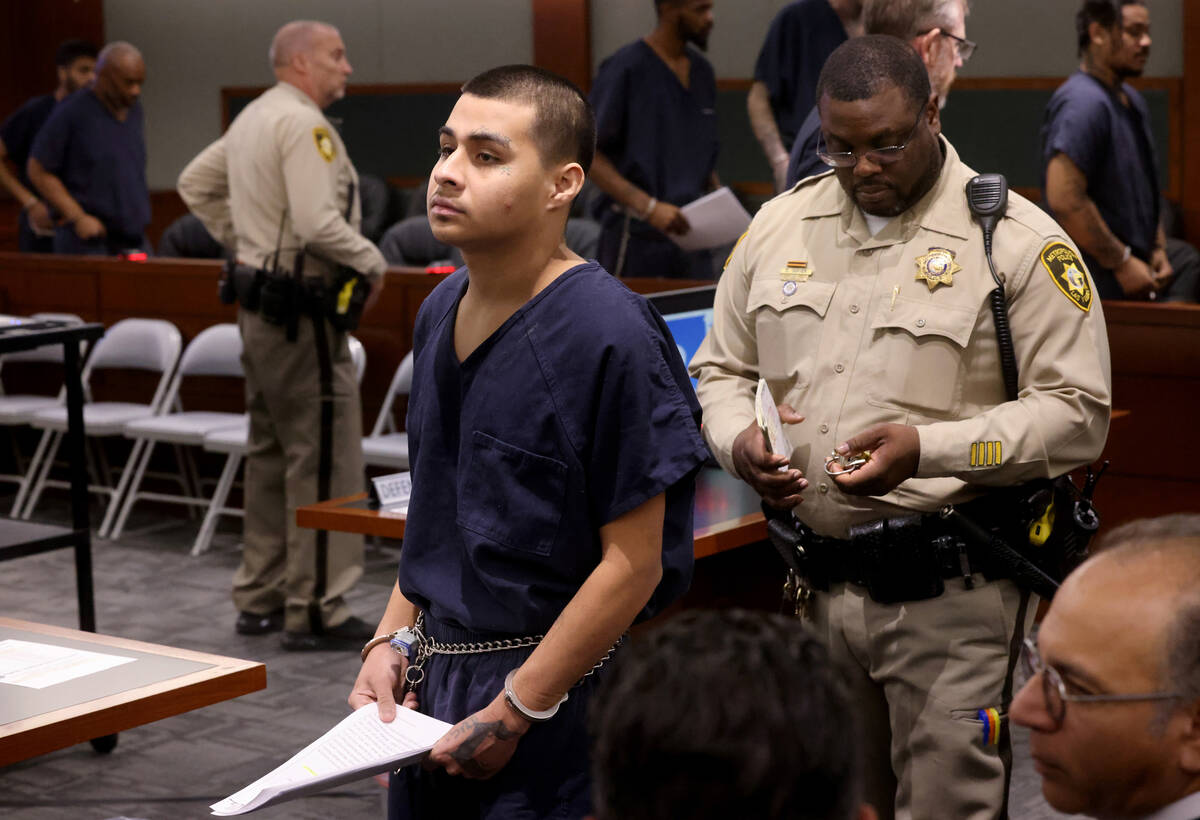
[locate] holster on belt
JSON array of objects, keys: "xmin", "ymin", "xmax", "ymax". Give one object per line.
[{"xmin": 221, "ymin": 261, "xmax": 266, "ymax": 312}]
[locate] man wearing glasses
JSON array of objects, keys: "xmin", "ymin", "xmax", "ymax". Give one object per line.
[
  {"xmin": 786, "ymin": 0, "xmax": 972, "ymax": 188},
  {"xmin": 1012, "ymin": 515, "xmax": 1200, "ymax": 820},
  {"xmin": 692, "ymin": 35, "xmax": 1111, "ymax": 820}
]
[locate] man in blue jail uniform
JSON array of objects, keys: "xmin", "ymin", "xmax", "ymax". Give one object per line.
[
  {"xmin": 1042, "ymin": 0, "xmax": 1199, "ymax": 303},
  {"xmin": 588, "ymin": 0, "xmax": 719, "ymax": 279},
  {"xmin": 748, "ymin": 0, "xmax": 862, "ymax": 192},
  {"xmin": 787, "ymin": 0, "xmax": 971, "ymax": 188},
  {"xmin": 28, "ymin": 42, "xmax": 149, "ymax": 256},
  {"xmin": 349, "ymin": 65, "xmax": 709, "ymax": 819},
  {"xmin": 0, "ymin": 39, "xmax": 97, "ymax": 253}
]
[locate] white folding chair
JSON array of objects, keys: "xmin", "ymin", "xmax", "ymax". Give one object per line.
[
  {"xmin": 19, "ymin": 318, "xmax": 183, "ymax": 533},
  {"xmin": 362, "ymin": 350, "xmax": 413, "ymax": 470},
  {"xmin": 107, "ymin": 324, "xmax": 247, "ymax": 541},
  {"xmin": 0, "ymin": 314, "xmax": 85, "ymax": 512},
  {"xmin": 193, "ymin": 335, "xmax": 366, "ymax": 556}
]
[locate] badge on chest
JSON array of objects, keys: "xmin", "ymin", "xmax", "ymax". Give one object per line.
[{"xmin": 914, "ymin": 247, "xmax": 962, "ymax": 291}]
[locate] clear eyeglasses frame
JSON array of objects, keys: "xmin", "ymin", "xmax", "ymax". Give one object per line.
[
  {"xmin": 816, "ymin": 114, "xmax": 923, "ymax": 169},
  {"xmin": 1020, "ymin": 637, "xmax": 1183, "ymax": 728}
]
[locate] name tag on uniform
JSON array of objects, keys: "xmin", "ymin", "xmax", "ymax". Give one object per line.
[{"xmin": 370, "ymin": 471, "xmax": 412, "ymax": 511}]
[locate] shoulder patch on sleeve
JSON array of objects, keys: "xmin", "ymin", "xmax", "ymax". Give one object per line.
[
  {"xmin": 1038, "ymin": 241, "xmax": 1092, "ymax": 313},
  {"xmin": 723, "ymin": 231, "xmax": 749, "ymax": 271},
  {"xmin": 312, "ymin": 126, "xmax": 336, "ymax": 163}
]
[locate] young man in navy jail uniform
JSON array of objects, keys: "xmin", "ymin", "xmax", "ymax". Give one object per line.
[
  {"xmin": 0, "ymin": 39, "xmax": 97, "ymax": 253},
  {"xmin": 349, "ymin": 65, "xmax": 710, "ymax": 819},
  {"xmin": 588, "ymin": 0, "xmax": 719, "ymax": 279}
]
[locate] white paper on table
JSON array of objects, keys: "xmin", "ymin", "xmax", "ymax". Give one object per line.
[
  {"xmin": 0, "ymin": 639, "xmax": 136, "ymax": 689},
  {"xmin": 670, "ymin": 187, "xmax": 753, "ymax": 252},
  {"xmin": 210, "ymin": 702, "xmax": 452, "ymax": 816},
  {"xmin": 755, "ymin": 379, "xmax": 792, "ymax": 470}
]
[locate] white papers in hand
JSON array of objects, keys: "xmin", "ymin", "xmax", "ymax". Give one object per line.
[
  {"xmin": 210, "ymin": 702, "xmax": 451, "ymax": 816},
  {"xmin": 670, "ymin": 187, "xmax": 752, "ymax": 251},
  {"xmin": 755, "ymin": 379, "xmax": 792, "ymax": 469}
]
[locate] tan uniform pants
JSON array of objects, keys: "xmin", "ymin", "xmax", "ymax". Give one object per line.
[
  {"xmin": 811, "ymin": 576, "xmax": 1035, "ymax": 820},
  {"xmin": 233, "ymin": 308, "xmax": 365, "ymax": 633}
]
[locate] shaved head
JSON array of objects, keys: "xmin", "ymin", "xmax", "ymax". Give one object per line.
[
  {"xmin": 97, "ymin": 41, "xmax": 143, "ymax": 74},
  {"xmin": 93, "ymin": 41, "xmax": 145, "ymax": 114},
  {"xmin": 269, "ymin": 20, "xmax": 337, "ymax": 70}
]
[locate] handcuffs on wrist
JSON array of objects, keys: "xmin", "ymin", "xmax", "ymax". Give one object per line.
[{"xmin": 359, "ymin": 625, "xmax": 419, "ymax": 663}]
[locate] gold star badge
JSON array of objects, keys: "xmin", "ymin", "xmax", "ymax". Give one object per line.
[{"xmin": 914, "ymin": 247, "xmax": 961, "ymax": 291}]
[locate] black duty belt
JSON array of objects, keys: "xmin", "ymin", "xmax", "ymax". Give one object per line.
[{"xmin": 767, "ymin": 495, "xmax": 1023, "ymax": 605}]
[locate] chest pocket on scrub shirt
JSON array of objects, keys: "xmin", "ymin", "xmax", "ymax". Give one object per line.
[
  {"xmin": 456, "ymin": 430, "xmax": 568, "ymax": 557},
  {"xmin": 865, "ymin": 296, "xmax": 977, "ymax": 417},
  {"xmin": 746, "ymin": 276, "xmax": 836, "ymax": 394}
]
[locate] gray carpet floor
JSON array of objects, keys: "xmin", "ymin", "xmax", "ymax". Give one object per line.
[{"xmin": 0, "ymin": 492, "xmax": 1080, "ymax": 820}]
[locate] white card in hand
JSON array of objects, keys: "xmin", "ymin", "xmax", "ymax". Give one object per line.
[{"xmin": 755, "ymin": 379, "xmax": 792, "ymax": 467}]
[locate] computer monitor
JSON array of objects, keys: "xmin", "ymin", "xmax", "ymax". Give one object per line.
[{"xmin": 647, "ymin": 285, "xmax": 716, "ymax": 391}]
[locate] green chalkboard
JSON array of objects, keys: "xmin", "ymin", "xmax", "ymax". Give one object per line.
[
  {"xmin": 939, "ymin": 86, "xmax": 1171, "ymax": 192},
  {"xmin": 227, "ymin": 90, "xmax": 459, "ymax": 182},
  {"xmin": 226, "ymin": 83, "xmax": 1172, "ymax": 196}
]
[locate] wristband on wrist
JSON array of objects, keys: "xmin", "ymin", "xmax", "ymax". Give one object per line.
[
  {"xmin": 639, "ymin": 196, "xmax": 658, "ymax": 220},
  {"xmin": 503, "ymin": 669, "xmax": 567, "ymax": 723},
  {"xmin": 1118, "ymin": 244, "xmax": 1132, "ymax": 266}
]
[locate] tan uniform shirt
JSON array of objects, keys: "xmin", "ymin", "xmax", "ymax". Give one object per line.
[
  {"xmin": 691, "ymin": 138, "xmax": 1112, "ymax": 537},
  {"xmin": 177, "ymin": 81, "xmax": 386, "ymax": 280}
]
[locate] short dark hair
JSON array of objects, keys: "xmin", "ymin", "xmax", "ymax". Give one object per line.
[
  {"xmin": 461, "ymin": 64, "xmax": 595, "ymax": 174},
  {"xmin": 590, "ymin": 610, "xmax": 863, "ymax": 820},
  {"xmin": 1076, "ymin": 0, "xmax": 1145, "ymax": 55},
  {"xmin": 55, "ymin": 39, "xmax": 98, "ymax": 68},
  {"xmin": 816, "ymin": 34, "xmax": 932, "ymax": 114},
  {"xmin": 1095, "ymin": 514, "xmax": 1200, "ymax": 724}
]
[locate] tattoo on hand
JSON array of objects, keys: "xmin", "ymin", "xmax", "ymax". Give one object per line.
[{"xmin": 449, "ymin": 716, "xmax": 519, "ymax": 773}]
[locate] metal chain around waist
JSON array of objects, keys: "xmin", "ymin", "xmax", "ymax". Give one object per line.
[{"xmin": 404, "ymin": 611, "xmax": 621, "ymax": 692}]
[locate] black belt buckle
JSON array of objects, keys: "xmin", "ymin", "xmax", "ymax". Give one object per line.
[{"xmin": 854, "ymin": 515, "xmax": 944, "ymax": 604}]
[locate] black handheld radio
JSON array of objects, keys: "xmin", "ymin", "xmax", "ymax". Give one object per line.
[{"xmin": 966, "ymin": 174, "xmax": 1018, "ymax": 402}]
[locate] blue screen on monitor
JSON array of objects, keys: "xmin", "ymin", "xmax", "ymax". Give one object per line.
[{"xmin": 662, "ymin": 307, "xmax": 714, "ymax": 390}]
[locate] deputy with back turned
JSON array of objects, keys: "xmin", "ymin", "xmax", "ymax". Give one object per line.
[
  {"xmin": 178, "ymin": 20, "xmax": 386, "ymax": 651},
  {"xmin": 691, "ymin": 36, "xmax": 1111, "ymax": 819}
]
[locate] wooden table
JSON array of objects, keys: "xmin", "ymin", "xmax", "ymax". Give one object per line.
[
  {"xmin": 297, "ymin": 466, "xmax": 767, "ymax": 560},
  {"xmin": 0, "ymin": 617, "xmax": 266, "ymax": 766}
]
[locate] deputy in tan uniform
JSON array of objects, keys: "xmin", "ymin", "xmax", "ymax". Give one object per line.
[
  {"xmin": 691, "ymin": 37, "xmax": 1111, "ymax": 820},
  {"xmin": 178, "ymin": 20, "xmax": 386, "ymax": 651}
]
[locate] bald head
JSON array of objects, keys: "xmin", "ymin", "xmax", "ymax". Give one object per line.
[
  {"xmin": 268, "ymin": 21, "xmax": 351, "ymax": 109},
  {"xmin": 269, "ymin": 21, "xmax": 336, "ymax": 70},
  {"xmin": 93, "ymin": 41, "xmax": 145, "ymax": 114},
  {"xmin": 1081, "ymin": 515, "xmax": 1200, "ymax": 703}
]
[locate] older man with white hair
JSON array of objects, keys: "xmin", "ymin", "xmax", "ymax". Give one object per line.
[{"xmin": 178, "ymin": 20, "xmax": 386, "ymax": 651}]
